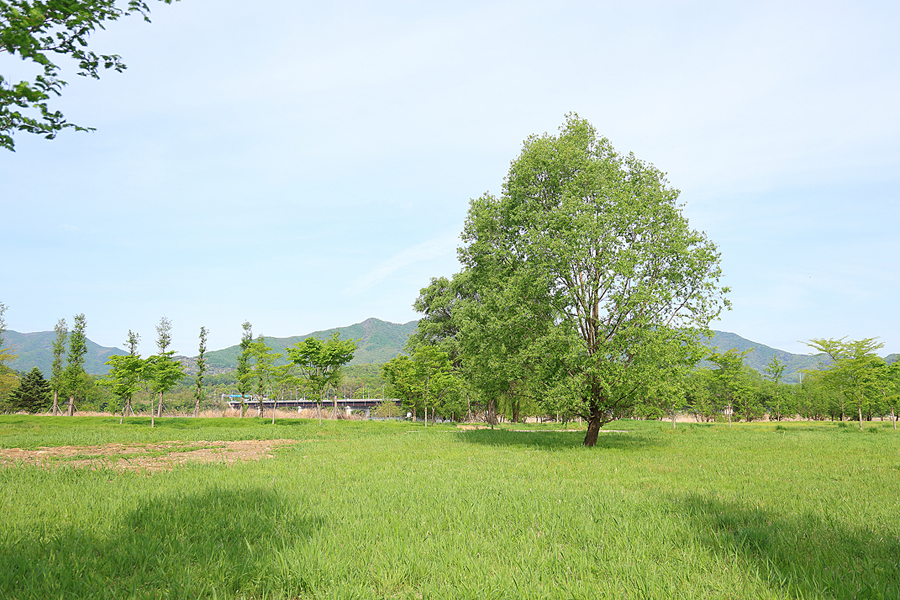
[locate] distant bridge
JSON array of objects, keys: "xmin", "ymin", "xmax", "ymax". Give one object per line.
[{"xmin": 225, "ymin": 396, "xmax": 401, "ymax": 412}]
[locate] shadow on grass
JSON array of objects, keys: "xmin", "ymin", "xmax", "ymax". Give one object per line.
[
  {"xmin": 457, "ymin": 428, "xmax": 660, "ymax": 451},
  {"xmin": 676, "ymin": 494, "xmax": 900, "ymax": 598},
  {"xmin": 0, "ymin": 486, "xmax": 322, "ymax": 598}
]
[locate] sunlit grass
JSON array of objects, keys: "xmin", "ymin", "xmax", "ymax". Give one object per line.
[{"xmin": 1, "ymin": 417, "xmax": 898, "ymax": 598}]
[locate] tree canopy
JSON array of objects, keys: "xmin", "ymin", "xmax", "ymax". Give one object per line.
[
  {"xmin": 415, "ymin": 115, "xmax": 730, "ymax": 444},
  {"xmin": 1, "ymin": 0, "xmax": 176, "ymax": 150}
]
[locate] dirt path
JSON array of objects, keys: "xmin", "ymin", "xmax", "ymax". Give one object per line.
[{"xmin": 0, "ymin": 439, "xmax": 300, "ymax": 472}]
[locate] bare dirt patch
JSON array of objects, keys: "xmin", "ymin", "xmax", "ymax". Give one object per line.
[{"xmin": 0, "ymin": 439, "xmax": 300, "ymax": 472}]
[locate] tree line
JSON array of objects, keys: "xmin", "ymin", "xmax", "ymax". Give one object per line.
[{"xmin": 0, "ymin": 306, "xmax": 360, "ymax": 423}]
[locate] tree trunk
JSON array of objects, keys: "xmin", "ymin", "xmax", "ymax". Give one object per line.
[
  {"xmin": 193, "ymin": 398, "xmax": 200, "ymax": 418},
  {"xmin": 156, "ymin": 392, "xmax": 164, "ymax": 418},
  {"xmin": 583, "ymin": 411, "xmax": 603, "ymax": 447},
  {"xmin": 151, "ymin": 393, "xmax": 156, "ymax": 428},
  {"xmin": 66, "ymin": 395, "xmax": 75, "ymax": 417},
  {"xmin": 271, "ymin": 398, "xmax": 277, "ymax": 425},
  {"xmin": 51, "ymin": 390, "xmax": 60, "ymax": 416},
  {"xmin": 858, "ymin": 398, "xmax": 864, "ymax": 430}
]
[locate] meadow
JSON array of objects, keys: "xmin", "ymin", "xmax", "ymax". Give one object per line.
[{"xmin": 0, "ymin": 416, "xmax": 897, "ymax": 599}]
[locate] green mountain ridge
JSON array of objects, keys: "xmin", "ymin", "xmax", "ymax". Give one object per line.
[
  {"xmin": 5, "ymin": 319, "xmax": 894, "ymax": 381},
  {"xmin": 3, "ymin": 330, "xmax": 127, "ymax": 376}
]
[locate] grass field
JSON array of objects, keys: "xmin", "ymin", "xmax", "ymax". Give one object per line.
[{"xmin": 1, "ymin": 416, "xmax": 898, "ymax": 599}]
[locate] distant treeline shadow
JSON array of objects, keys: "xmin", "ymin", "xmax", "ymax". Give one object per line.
[{"xmin": 676, "ymin": 493, "xmax": 900, "ymax": 598}]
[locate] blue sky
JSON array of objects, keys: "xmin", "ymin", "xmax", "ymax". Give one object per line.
[{"xmin": 2, "ymin": 0, "xmax": 898, "ymax": 357}]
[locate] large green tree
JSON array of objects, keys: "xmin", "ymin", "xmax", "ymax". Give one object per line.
[
  {"xmin": 1, "ymin": 0, "xmax": 176, "ymax": 150},
  {"xmin": 456, "ymin": 115, "xmax": 729, "ymax": 446}
]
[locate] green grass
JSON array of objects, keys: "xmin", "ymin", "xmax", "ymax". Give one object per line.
[{"xmin": 1, "ymin": 417, "xmax": 898, "ymax": 599}]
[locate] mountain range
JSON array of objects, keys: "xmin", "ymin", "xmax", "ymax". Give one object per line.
[{"xmin": 4, "ymin": 318, "xmax": 896, "ymax": 383}]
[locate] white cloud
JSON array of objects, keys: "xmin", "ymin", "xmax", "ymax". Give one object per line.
[{"xmin": 349, "ymin": 233, "xmax": 460, "ymax": 293}]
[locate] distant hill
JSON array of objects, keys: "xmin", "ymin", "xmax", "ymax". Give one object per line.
[
  {"xmin": 3, "ymin": 318, "xmax": 417, "ymax": 376},
  {"xmin": 704, "ymin": 331, "xmax": 828, "ymax": 383},
  {"xmin": 183, "ymin": 318, "xmax": 419, "ymax": 374},
  {"xmin": 2, "ymin": 320, "xmax": 888, "ymax": 382},
  {"xmin": 4, "ymin": 330, "xmax": 127, "ymax": 376}
]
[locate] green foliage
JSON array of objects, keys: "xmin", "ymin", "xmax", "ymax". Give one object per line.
[
  {"xmin": 249, "ymin": 334, "xmax": 282, "ymax": 415},
  {"xmin": 372, "ymin": 398, "xmax": 401, "ymax": 419},
  {"xmin": 6, "ymin": 366, "xmax": 50, "ymax": 412},
  {"xmin": 0, "ymin": 0, "xmax": 177, "ymax": 150},
  {"xmin": 287, "ymin": 332, "xmax": 358, "ymax": 420},
  {"xmin": 0, "ymin": 303, "xmax": 17, "ymax": 404},
  {"xmin": 235, "ymin": 321, "xmax": 253, "ymax": 415},
  {"xmin": 101, "ymin": 353, "xmax": 143, "ymax": 400},
  {"xmin": 62, "ymin": 313, "xmax": 87, "ymax": 415},
  {"xmin": 145, "ymin": 352, "xmax": 184, "ymax": 401},
  {"xmin": 807, "ymin": 337, "xmax": 885, "ymax": 428},
  {"xmin": 429, "ymin": 115, "xmax": 728, "ymax": 443},
  {"xmin": 193, "ymin": 326, "xmax": 208, "ymax": 417}
]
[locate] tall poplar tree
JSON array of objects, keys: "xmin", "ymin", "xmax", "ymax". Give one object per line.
[
  {"xmin": 146, "ymin": 316, "xmax": 183, "ymax": 426},
  {"xmin": 49, "ymin": 319, "xmax": 67, "ymax": 415},
  {"xmin": 193, "ymin": 326, "xmax": 208, "ymax": 418},
  {"xmin": 64, "ymin": 314, "xmax": 87, "ymax": 416},
  {"xmin": 235, "ymin": 321, "xmax": 253, "ymax": 417}
]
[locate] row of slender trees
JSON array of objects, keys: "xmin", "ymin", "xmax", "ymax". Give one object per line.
[{"xmin": 0, "ymin": 305, "xmax": 360, "ymax": 423}]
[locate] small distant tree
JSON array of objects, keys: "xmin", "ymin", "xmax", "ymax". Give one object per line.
[
  {"xmin": 235, "ymin": 321, "xmax": 253, "ymax": 417},
  {"xmin": 193, "ymin": 326, "xmax": 208, "ymax": 418},
  {"xmin": 49, "ymin": 318, "xmax": 67, "ymax": 415},
  {"xmin": 382, "ymin": 354, "xmax": 421, "ymax": 419},
  {"xmin": 146, "ymin": 317, "xmax": 184, "ymax": 427},
  {"xmin": 764, "ymin": 354, "xmax": 788, "ymax": 420},
  {"xmin": 287, "ymin": 332, "xmax": 358, "ymax": 425},
  {"xmin": 708, "ymin": 348, "xmax": 755, "ymax": 425},
  {"xmin": 250, "ymin": 335, "xmax": 281, "ymax": 418},
  {"xmin": 875, "ymin": 361, "xmax": 899, "ymax": 429},
  {"xmin": 8, "ymin": 367, "xmax": 51, "ymax": 413},
  {"xmin": 64, "ymin": 314, "xmax": 88, "ymax": 416},
  {"xmin": 104, "ymin": 330, "xmax": 143, "ymax": 424},
  {"xmin": 373, "ymin": 399, "xmax": 401, "ymax": 419},
  {"xmin": 414, "ymin": 345, "xmax": 460, "ymax": 425}
]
